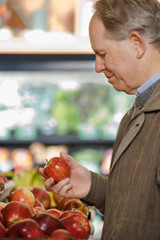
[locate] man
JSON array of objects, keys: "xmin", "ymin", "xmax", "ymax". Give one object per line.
[{"xmin": 39, "ymin": 0, "xmax": 160, "ymax": 239}]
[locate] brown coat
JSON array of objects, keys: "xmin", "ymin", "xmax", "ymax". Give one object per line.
[{"xmin": 84, "ymin": 83, "xmax": 160, "ymax": 240}]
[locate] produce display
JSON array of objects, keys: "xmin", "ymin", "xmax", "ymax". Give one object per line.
[{"xmin": 0, "ymin": 171, "xmax": 93, "ymax": 239}]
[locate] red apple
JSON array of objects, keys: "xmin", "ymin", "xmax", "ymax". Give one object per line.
[
  {"xmin": 1, "ymin": 201, "xmax": 32, "ymax": 227},
  {"xmin": 50, "ymin": 229, "xmax": 76, "ymax": 239},
  {"xmin": 32, "ymin": 212, "xmax": 65, "ymax": 236},
  {"xmin": 0, "ymin": 174, "xmax": 8, "ymax": 183},
  {"xmin": 60, "ymin": 214, "xmax": 90, "ymax": 239},
  {"xmin": 44, "ymin": 156, "xmax": 70, "ymax": 183},
  {"xmin": 26, "ymin": 204, "xmax": 36, "ymax": 215},
  {"xmin": 34, "ymin": 206, "xmax": 46, "ymax": 213},
  {"xmin": 59, "ymin": 209, "xmax": 86, "ymax": 220},
  {"xmin": 53, "ymin": 192, "xmax": 62, "ymax": 203},
  {"xmin": 10, "ymin": 187, "xmax": 35, "ymax": 207},
  {"xmin": 56, "ymin": 197, "xmax": 71, "ymax": 210},
  {"xmin": 6, "ymin": 219, "xmax": 44, "ymax": 238},
  {"xmin": 0, "ymin": 222, "xmax": 5, "ymax": 238},
  {"xmin": 46, "ymin": 208, "xmax": 62, "ymax": 219},
  {"xmin": 34, "ymin": 199, "xmax": 45, "ymax": 208},
  {"xmin": 30, "ymin": 187, "xmax": 51, "ymax": 209},
  {"xmin": 63, "ymin": 198, "xmax": 88, "ymax": 215},
  {"xmin": 33, "ymin": 200, "xmax": 46, "ymax": 213}
]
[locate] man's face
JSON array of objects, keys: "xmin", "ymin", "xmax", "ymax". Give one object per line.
[{"xmin": 89, "ymin": 13, "xmax": 141, "ymax": 94}]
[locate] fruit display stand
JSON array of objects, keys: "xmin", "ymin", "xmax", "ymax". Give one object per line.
[{"xmin": 0, "ymin": 177, "xmax": 96, "ymax": 239}]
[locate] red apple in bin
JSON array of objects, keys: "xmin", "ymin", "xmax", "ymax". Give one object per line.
[
  {"xmin": 34, "ymin": 206, "xmax": 46, "ymax": 213},
  {"xmin": 53, "ymin": 192, "xmax": 62, "ymax": 203},
  {"xmin": 60, "ymin": 214, "xmax": 90, "ymax": 239},
  {"xmin": 10, "ymin": 187, "xmax": 35, "ymax": 207},
  {"xmin": 59, "ymin": 209, "xmax": 86, "ymax": 220},
  {"xmin": 6, "ymin": 219, "xmax": 44, "ymax": 238},
  {"xmin": 46, "ymin": 208, "xmax": 62, "ymax": 219},
  {"xmin": 25, "ymin": 204, "xmax": 35, "ymax": 215},
  {"xmin": 56, "ymin": 197, "xmax": 71, "ymax": 210},
  {"xmin": 30, "ymin": 186, "xmax": 51, "ymax": 209},
  {"xmin": 50, "ymin": 229, "xmax": 76, "ymax": 239},
  {"xmin": 0, "ymin": 222, "xmax": 5, "ymax": 238},
  {"xmin": 32, "ymin": 212, "xmax": 65, "ymax": 236},
  {"xmin": 1, "ymin": 201, "xmax": 32, "ymax": 227},
  {"xmin": 33, "ymin": 199, "xmax": 46, "ymax": 213},
  {"xmin": 44, "ymin": 156, "xmax": 70, "ymax": 183},
  {"xmin": 34, "ymin": 199, "xmax": 45, "ymax": 208},
  {"xmin": 63, "ymin": 198, "xmax": 88, "ymax": 215}
]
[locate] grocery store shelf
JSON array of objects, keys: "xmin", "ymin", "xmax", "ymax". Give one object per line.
[
  {"xmin": 0, "ymin": 53, "xmax": 95, "ymax": 71},
  {"xmin": 0, "ymin": 134, "xmax": 114, "ymax": 148}
]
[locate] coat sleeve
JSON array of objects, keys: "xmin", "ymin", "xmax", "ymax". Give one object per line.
[{"xmin": 82, "ymin": 171, "xmax": 107, "ymax": 214}]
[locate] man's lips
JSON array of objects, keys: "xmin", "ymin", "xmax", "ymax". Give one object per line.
[
  {"xmin": 106, "ymin": 75, "xmax": 114, "ymax": 82},
  {"xmin": 104, "ymin": 73, "xmax": 113, "ymax": 79}
]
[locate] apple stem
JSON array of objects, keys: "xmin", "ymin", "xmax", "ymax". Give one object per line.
[{"xmin": 46, "ymin": 159, "xmax": 49, "ymax": 163}]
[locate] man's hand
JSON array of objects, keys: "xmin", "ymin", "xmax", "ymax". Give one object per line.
[{"xmin": 39, "ymin": 151, "xmax": 91, "ymax": 199}]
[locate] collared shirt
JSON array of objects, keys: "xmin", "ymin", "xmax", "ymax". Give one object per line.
[{"xmin": 135, "ymin": 72, "xmax": 160, "ymax": 96}]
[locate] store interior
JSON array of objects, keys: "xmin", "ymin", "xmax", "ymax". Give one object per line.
[{"xmin": 0, "ymin": 1, "xmax": 135, "ymax": 239}]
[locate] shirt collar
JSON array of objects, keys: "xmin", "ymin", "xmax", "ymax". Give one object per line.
[{"xmin": 135, "ymin": 72, "xmax": 160, "ymax": 96}]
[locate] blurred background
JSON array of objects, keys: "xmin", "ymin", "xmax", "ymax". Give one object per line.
[{"xmin": 0, "ymin": 0, "xmax": 135, "ymax": 238}]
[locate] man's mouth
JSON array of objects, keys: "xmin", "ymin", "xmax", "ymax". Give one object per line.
[{"xmin": 106, "ymin": 75, "xmax": 114, "ymax": 82}]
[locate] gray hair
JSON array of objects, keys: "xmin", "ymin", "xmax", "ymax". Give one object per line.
[{"xmin": 94, "ymin": 0, "xmax": 160, "ymax": 48}]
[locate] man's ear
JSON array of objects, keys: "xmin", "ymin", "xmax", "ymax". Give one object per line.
[{"xmin": 129, "ymin": 31, "xmax": 146, "ymax": 58}]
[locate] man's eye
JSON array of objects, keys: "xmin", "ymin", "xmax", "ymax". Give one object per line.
[{"xmin": 99, "ymin": 53, "xmax": 106, "ymax": 58}]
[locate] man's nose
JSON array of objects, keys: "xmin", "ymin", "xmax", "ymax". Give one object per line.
[{"xmin": 95, "ymin": 55, "xmax": 105, "ymax": 73}]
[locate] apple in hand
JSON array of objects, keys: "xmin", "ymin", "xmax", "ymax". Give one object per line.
[
  {"xmin": 6, "ymin": 219, "xmax": 44, "ymax": 238},
  {"xmin": 50, "ymin": 229, "xmax": 76, "ymax": 239},
  {"xmin": 32, "ymin": 212, "xmax": 65, "ymax": 236},
  {"xmin": 44, "ymin": 156, "xmax": 70, "ymax": 183},
  {"xmin": 10, "ymin": 187, "xmax": 35, "ymax": 207},
  {"xmin": 30, "ymin": 187, "xmax": 51, "ymax": 209},
  {"xmin": 1, "ymin": 201, "xmax": 32, "ymax": 227},
  {"xmin": 0, "ymin": 222, "xmax": 5, "ymax": 238},
  {"xmin": 60, "ymin": 214, "xmax": 90, "ymax": 239},
  {"xmin": 46, "ymin": 208, "xmax": 62, "ymax": 219}
]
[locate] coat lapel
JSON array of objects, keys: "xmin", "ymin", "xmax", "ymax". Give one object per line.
[{"xmin": 110, "ymin": 113, "xmax": 145, "ymax": 172}]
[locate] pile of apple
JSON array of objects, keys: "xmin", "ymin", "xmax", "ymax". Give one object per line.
[{"xmin": 0, "ymin": 186, "xmax": 91, "ymax": 239}]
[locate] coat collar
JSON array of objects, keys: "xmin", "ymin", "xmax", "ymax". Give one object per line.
[
  {"xmin": 110, "ymin": 113, "xmax": 145, "ymax": 172},
  {"xmin": 135, "ymin": 82, "xmax": 160, "ymax": 114}
]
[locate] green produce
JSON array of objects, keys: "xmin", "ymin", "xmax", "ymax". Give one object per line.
[{"xmin": 13, "ymin": 168, "xmax": 44, "ymax": 189}]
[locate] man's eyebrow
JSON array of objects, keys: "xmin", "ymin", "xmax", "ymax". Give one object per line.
[{"xmin": 93, "ymin": 49, "xmax": 105, "ymax": 54}]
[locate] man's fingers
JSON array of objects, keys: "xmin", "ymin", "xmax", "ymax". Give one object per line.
[
  {"xmin": 38, "ymin": 167, "xmax": 46, "ymax": 180},
  {"xmin": 44, "ymin": 177, "xmax": 55, "ymax": 191}
]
